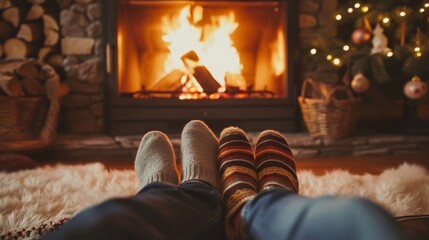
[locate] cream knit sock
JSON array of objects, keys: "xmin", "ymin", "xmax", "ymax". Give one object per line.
[
  {"xmin": 181, "ymin": 120, "xmax": 220, "ymax": 189},
  {"xmin": 134, "ymin": 131, "xmax": 179, "ymax": 188}
]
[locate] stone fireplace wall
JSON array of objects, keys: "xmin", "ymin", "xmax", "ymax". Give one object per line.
[
  {"xmin": 58, "ymin": 0, "xmax": 337, "ymax": 134},
  {"xmin": 59, "ymin": 0, "xmax": 103, "ymax": 133}
]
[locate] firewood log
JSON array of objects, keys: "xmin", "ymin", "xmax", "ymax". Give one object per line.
[
  {"xmin": 193, "ymin": 66, "xmax": 221, "ymax": 94},
  {"xmin": 0, "ymin": 59, "xmax": 28, "ymax": 73},
  {"xmin": 2, "ymin": 7, "xmax": 20, "ymax": 27},
  {"xmin": 16, "ymin": 61, "xmax": 38, "ymax": 79},
  {"xmin": 181, "ymin": 50, "xmax": 199, "ymax": 62},
  {"xmin": 0, "ymin": 0, "xmax": 12, "ymax": 9},
  {"xmin": 26, "ymin": 4, "xmax": 44, "ymax": 20},
  {"xmin": 149, "ymin": 69, "xmax": 186, "ymax": 91},
  {"xmin": 0, "ymin": 44, "xmax": 2, "ymax": 58},
  {"xmin": 46, "ymin": 54, "xmax": 63, "ymax": 68},
  {"xmin": 20, "ymin": 76, "xmax": 45, "ymax": 96},
  {"xmin": 26, "ymin": 0, "xmax": 46, "ymax": 4},
  {"xmin": 44, "ymin": 29, "xmax": 59, "ymax": 46},
  {"xmin": 0, "ymin": 73, "xmax": 24, "ymax": 97},
  {"xmin": 180, "ymin": 50, "xmax": 221, "ymax": 94},
  {"xmin": 38, "ymin": 47, "xmax": 52, "ymax": 62},
  {"xmin": 0, "ymin": 21, "xmax": 14, "ymax": 41},
  {"xmin": 42, "ymin": 15, "xmax": 59, "ymax": 30},
  {"xmin": 3, "ymin": 38, "xmax": 34, "ymax": 58},
  {"xmin": 225, "ymin": 72, "xmax": 246, "ymax": 90},
  {"xmin": 0, "ymin": 60, "xmax": 46, "ymax": 96},
  {"xmin": 17, "ymin": 23, "xmax": 43, "ymax": 42}
]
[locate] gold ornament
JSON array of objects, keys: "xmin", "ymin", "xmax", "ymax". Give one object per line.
[{"xmin": 351, "ymin": 73, "xmax": 370, "ymax": 93}]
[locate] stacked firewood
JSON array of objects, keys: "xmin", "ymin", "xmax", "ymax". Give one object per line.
[
  {"xmin": 0, "ymin": 0, "xmax": 60, "ymax": 66},
  {"xmin": 0, "ymin": 59, "xmax": 52, "ymax": 97}
]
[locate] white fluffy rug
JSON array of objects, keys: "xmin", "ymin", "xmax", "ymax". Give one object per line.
[{"xmin": 1, "ymin": 162, "xmax": 429, "ymax": 234}]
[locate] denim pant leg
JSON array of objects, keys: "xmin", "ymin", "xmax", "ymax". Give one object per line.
[
  {"xmin": 241, "ymin": 188, "xmax": 406, "ymax": 240},
  {"xmin": 42, "ymin": 181, "xmax": 224, "ymax": 240}
]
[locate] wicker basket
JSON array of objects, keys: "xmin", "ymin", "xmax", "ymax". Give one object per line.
[
  {"xmin": 0, "ymin": 96, "xmax": 49, "ymax": 142},
  {"xmin": 298, "ymin": 79, "xmax": 362, "ymax": 140}
]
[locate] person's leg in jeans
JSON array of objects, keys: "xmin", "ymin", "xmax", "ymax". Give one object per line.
[
  {"xmin": 43, "ymin": 120, "xmax": 223, "ymax": 240},
  {"xmin": 221, "ymin": 129, "xmax": 405, "ymax": 240},
  {"xmin": 241, "ymin": 189, "xmax": 405, "ymax": 240}
]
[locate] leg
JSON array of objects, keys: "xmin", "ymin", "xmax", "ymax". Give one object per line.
[
  {"xmin": 43, "ymin": 182, "xmax": 223, "ymax": 240},
  {"xmin": 241, "ymin": 189, "xmax": 406, "ymax": 240},
  {"xmin": 218, "ymin": 127, "xmax": 258, "ymax": 237},
  {"xmin": 43, "ymin": 127, "xmax": 224, "ymax": 240},
  {"xmin": 243, "ymin": 131, "xmax": 404, "ymax": 240}
]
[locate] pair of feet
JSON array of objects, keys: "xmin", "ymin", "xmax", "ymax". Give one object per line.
[
  {"xmin": 218, "ymin": 127, "xmax": 299, "ymax": 235},
  {"xmin": 134, "ymin": 120, "xmax": 299, "ymax": 236},
  {"xmin": 135, "ymin": 120, "xmax": 219, "ymax": 189}
]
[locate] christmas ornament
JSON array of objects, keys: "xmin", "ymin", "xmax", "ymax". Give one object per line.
[
  {"xmin": 352, "ymin": 27, "xmax": 371, "ymax": 45},
  {"xmin": 351, "ymin": 73, "xmax": 370, "ymax": 93},
  {"xmin": 371, "ymin": 23, "xmax": 391, "ymax": 55},
  {"xmin": 403, "ymin": 76, "xmax": 428, "ymax": 99}
]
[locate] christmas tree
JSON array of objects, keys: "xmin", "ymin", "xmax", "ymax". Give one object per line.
[{"xmin": 303, "ymin": 0, "xmax": 429, "ymax": 100}]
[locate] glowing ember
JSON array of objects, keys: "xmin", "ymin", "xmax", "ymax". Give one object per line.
[{"xmin": 161, "ymin": 5, "xmax": 243, "ymax": 94}]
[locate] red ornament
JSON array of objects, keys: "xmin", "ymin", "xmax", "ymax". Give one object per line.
[
  {"xmin": 404, "ymin": 76, "xmax": 428, "ymax": 100},
  {"xmin": 351, "ymin": 27, "xmax": 372, "ymax": 45}
]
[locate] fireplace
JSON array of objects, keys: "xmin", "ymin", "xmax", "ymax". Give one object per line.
[{"xmin": 104, "ymin": 0, "xmax": 300, "ymax": 134}]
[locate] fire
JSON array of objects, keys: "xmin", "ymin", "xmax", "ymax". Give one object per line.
[{"xmin": 161, "ymin": 5, "xmax": 243, "ymax": 94}]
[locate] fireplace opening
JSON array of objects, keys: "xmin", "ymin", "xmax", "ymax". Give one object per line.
[
  {"xmin": 104, "ymin": 0, "xmax": 299, "ymax": 134},
  {"xmin": 117, "ymin": 1, "xmax": 287, "ymax": 100}
]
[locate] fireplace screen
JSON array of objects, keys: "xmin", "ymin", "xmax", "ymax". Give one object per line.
[{"xmin": 116, "ymin": 0, "xmax": 288, "ymax": 99}]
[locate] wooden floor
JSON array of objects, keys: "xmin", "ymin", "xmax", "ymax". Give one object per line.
[
  {"xmin": 296, "ymin": 154, "xmax": 429, "ymax": 175},
  {"xmin": 1, "ymin": 150, "xmax": 428, "ymax": 174},
  {"xmin": 31, "ymin": 153, "xmax": 429, "ymax": 176}
]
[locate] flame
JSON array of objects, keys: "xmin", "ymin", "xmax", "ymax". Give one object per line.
[
  {"xmin": 161, "ymin": 5, "xmax": 243, "ymax": 92},
  {"xmin": 272, "ymin": 29, "xmax": 285, "ymax": 77}
]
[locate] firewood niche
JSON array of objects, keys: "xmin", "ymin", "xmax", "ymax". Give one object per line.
[{"xmin": 0, "ymin": 0, "xmax": 60, "ymax": 67}]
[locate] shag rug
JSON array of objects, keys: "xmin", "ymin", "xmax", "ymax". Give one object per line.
[{"xmin": 1, "ymin": 162, "xmax": 429, "ymax": 236}]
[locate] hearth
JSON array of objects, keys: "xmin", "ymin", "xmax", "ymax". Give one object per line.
[{"xmin": 104, "ymin": 0, "xmax": 300, "ymax": 134}]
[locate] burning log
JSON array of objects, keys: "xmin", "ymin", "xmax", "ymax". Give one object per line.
[
  {"xmin": 193, "ymin": 66, "xmax": 221, "ymax": 95},
  {"xmin": 225, "ymin": 72, "xmax": 246, "ymax": 90},
  {"xmin": 149, "ymin": 69, "xmax": 185, "ymax": 91},
  {"xmin": 181, "ymin": 50, "xmax": 221, "ymax": 95}
]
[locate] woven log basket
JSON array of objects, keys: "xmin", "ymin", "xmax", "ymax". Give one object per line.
[
  {"xmin": 0, "ymin": 60, "xmax": 69, "ymax": 153},
  {"xmin": 0, "ymin": 97, "xmax": 49, "ymax": 141},
  {"xmin": 298, "ymin": 79, "xmax": 362, "ymax": 140}
]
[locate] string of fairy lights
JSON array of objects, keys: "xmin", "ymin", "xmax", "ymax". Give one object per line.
[{"xmin": 308, "ymin": 1, "xmax": 429, "ymax": 67}]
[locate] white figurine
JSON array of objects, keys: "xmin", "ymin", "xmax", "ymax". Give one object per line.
[{"xmin": 371, "ymin": 23, "xmax": 391, "ymax": 55}]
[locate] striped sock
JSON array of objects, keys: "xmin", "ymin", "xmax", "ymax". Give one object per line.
[
  {"xmin": 218, "ymin": 127, "xmax": 257, "ymax": 237},
  {"xmin": 255, "ymin": 130, "xmax": 299, "ymax": 192}
]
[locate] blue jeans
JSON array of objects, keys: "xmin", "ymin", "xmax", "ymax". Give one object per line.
[
  {"xmin": 42, "ymin": 181, "xmax": 224, "ymax": 240},
  {"xmin": 240, "ymin": 188, "xmax": 406, "ymax": 240}
]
